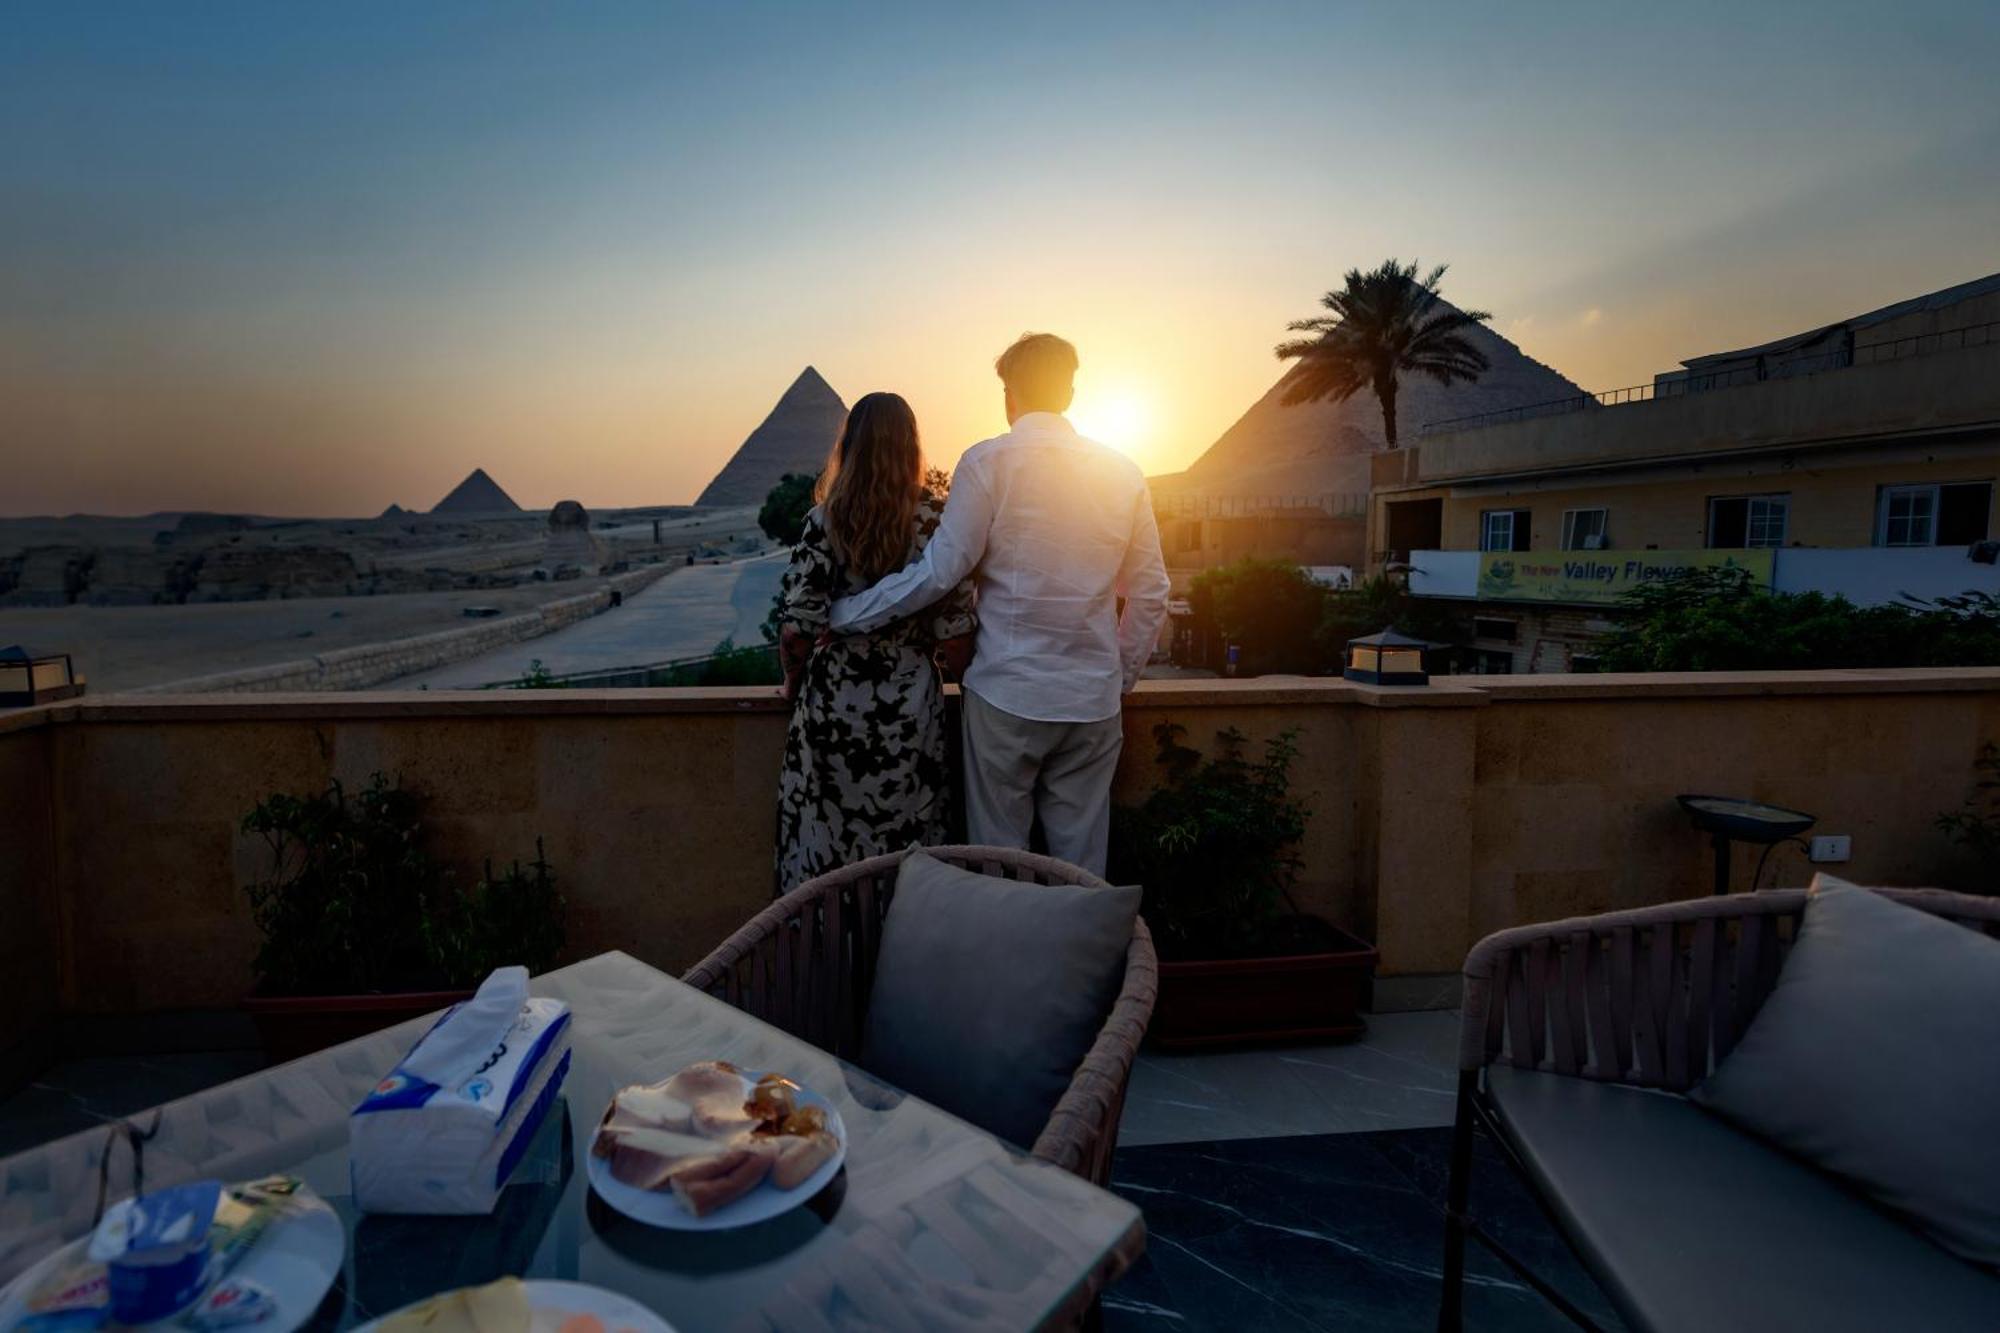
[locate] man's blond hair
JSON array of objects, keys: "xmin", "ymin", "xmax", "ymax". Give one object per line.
[{"xmin": 994, "ymin": 332, "xmax": 1078, "ymax": 413}]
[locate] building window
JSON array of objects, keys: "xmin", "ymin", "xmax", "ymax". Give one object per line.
[
  {"xmin": 1480, "ymin": 508, "xmax": 1532, "ymax": 552},
  {"xmin": 1473, "ymin": 617, "xmax": 1517, "ymax": 642},
  {"xmin": 1708, "ymin": 493, "xmax": 1789, "ymax": 548},
  {"xmin": 1878, "ymin": 482, "xmax": 1992, "ymax": 547},
  {"xmin": 1561, "ymin": 508, "xmax": 1609, "ymax": 550},
  {"xmin": 1474, "ymin": 650, "xmax": 1514, "ymax": 675}
]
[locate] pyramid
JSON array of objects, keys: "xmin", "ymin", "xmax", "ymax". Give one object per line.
[
  {"xmin": 430, "ymin": 468, "xmax": 521, "ymax": 515},
  {"xmin": 1153, "ymin": 309, "xmax": 1587, "ymax": 500},
  {"xmin": 379, "ymin": 503, "xmax": 406, "ymax": 519},
  {"xmin": 695, "ymin": 367, "xmax": 848, "ymax": 506}
]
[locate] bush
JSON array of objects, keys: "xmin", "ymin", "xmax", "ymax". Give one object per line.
[
  {"xmin": 242, "ymin": 773, "xmax": 565, "ymax": 995},
  {"xmin": 1592, "ymin": 568, "xmax": 2000, "ymax": 671},
  {"xmin": 1109, "ymin": 724, "xmax": 1308, "ymax": 959},
  {"xmin": 651, "ymin": 637, "xmax": 782, "ymax": 686},
  {"xmin": 1189, "ymin": 559, "xmax": 1330, "ymax": 674},
  {"xmin": 758, "ymin": 473, "xmax": 818, "ymax": 546}
]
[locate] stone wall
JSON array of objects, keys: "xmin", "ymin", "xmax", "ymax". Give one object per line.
[
  {"xmin": 137, "ymin": 564, "xmax": 670, "ymax": 693},
  {"xmin": 0, "ymin": 719, "xmax": 59, "ymax": 1091},
  {"xmin": 4, "ymin": 669, "xmax": 1997, "ymax": 1043}
]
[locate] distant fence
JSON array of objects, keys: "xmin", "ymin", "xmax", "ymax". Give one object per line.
[
  {"xmin": 1156, "ymin": 492, "xmax": 1366, "ymax": 519},
  {"xmin": 1420, "ymin": 316, "xmax": 2000, "ymax": 436}
]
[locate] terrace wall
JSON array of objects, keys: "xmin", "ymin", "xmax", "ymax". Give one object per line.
[{"xmin": 2, "ymin": 669, "xmax": 1996, "ymax": 1045}]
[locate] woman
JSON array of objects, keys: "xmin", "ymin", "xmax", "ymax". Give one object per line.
[{"xmin": 774, "ymin": 392, "xmax": 976, "ymax": 893}]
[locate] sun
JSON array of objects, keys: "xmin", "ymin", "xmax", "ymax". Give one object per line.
[{"xmin": 1068, "ymin": 387, "xmax": 1154, "ymax": 459}]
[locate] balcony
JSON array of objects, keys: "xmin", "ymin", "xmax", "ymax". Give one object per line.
[
  {"xmin": 4, "ymin": 674, "xmax": 1996, "ymax": 1328},
  {"xmin": 1409, "ymin": 543, "xmax": 2000, "ymax": 606}
]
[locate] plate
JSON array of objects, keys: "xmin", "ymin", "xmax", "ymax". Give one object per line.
[
  {"xmin": 357, "ymin": 1281, "xmax": 676, "ymax": 1333},
  {"xmin": 585, "ymin": 1072, "xmax": 847, "ymax": 1231},
  {"xmin": 0, "ymin": 1183, "xmax": 343, "ymax": 1333}
]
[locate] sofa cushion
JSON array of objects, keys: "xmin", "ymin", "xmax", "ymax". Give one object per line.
[
  {"xmin": 1487, "ymin": 1066, "xmax": 2000, "ymax": 1332},
  {"xmin": 862, "ymin": 851, "xmax": 1140, "ymax": 1150},
  {"xmin": 1689, "ymin": 880, "xmax": 2000, "ymax": 1267}
]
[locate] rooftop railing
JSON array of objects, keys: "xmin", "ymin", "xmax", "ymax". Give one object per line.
[{"xmin": 1419, "ymin": 317, "xmax": 2000, "ymax": 436}]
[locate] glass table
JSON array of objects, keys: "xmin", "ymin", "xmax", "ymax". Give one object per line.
[{"xmin": 0, "ymin": 953, "xmax": 1145, "ymax": 1331}]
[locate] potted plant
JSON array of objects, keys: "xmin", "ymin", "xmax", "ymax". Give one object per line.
[
  {"xmin": 240, "ymin": 773, "xmax": 566, "ymax": 1062},
  {"xmin": 1110, "ymin": 723, "xmax": 1377, "ymax": 1049}
]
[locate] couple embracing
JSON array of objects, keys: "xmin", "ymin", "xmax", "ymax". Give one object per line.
[{"xmin": 774, "ymin": 332, "xmax": 1170, "ymax": 892}]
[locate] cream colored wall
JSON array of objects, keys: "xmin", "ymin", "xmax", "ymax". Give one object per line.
[
  {"xmin": 1435, "ymin": 453, "xmax": 2000, "ymax": 552},
  {"xmin": 0, "ymin": 719, "xmax": 59, "ymax": 1088},
  {"xmin": 7, "ymin": 671, "xmax": 2000, "ymax": 1029}
]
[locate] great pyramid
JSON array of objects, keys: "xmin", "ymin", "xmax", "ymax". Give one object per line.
[
  {"xmin": 1152, "ymin": 309, "xmax": 1587, "ymax": 500},
  {"xmin": 695, "ymin": 367, "xmax": 848, "ymax": 506},
  {"xmin": 430, "ymin": 468, "xmax": 521, "ymax": 515}
]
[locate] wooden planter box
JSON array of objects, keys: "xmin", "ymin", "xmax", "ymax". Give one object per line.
[
  {"xmin": 1151, "ymin": 922, "xmax": 1379, "ymax": 1050},
  {"xmin": 243, "ymin": 988, "xmax": 471, "ymax": 1065}
]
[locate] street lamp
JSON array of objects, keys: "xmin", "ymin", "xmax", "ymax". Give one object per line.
[
  {"xmin": 0, "ymin": 646, "xmax": 83, "ymax": 707},
  {"xmin": 1343, "ymin": 629, "xmax": 1430, "ymax": 686}
]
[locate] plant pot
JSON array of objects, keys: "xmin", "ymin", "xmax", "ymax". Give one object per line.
[
  {"xmin": 242, "ymin": 988, "xmax": 472, "ymax": 1065},
  {"xmin": 1150, "ymin": 919, "xmax": 1379, "ymax": 1050}
]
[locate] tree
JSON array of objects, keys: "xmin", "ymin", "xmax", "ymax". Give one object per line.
[
  {"xmin": 1275, "ymin": 259, "xmax": 1492, "ymax": 448},
  {"xmin": 1189, "ymin": 559, "xmax": 1329, "ymax": 675},
  {"xmin": 757, "ymin": 472, "xmax": 818, "ymax": 546},
  {"xmin": 1592, "ymin": 567, "xmax": 2000, "ymax": 671}
]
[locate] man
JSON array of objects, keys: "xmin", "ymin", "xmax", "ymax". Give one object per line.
[{"xmin": 829, "ymin": 332, "xmax": 1170, "ymax": 875}]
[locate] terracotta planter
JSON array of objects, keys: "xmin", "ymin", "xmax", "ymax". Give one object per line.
[
  {"xmin": 243, "ymin": 988, "xmax": 472, "ymax": 1065},
  {"xmin": 1151, "ymin": 922, "xmax": 1379, "ymax": 1050}
]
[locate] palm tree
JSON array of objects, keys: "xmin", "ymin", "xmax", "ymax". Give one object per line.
[{"xmin": 1275, "ymin": 259, "xmax": 1492, "ymax": 449}]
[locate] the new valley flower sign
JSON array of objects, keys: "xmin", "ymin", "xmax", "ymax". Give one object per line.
[{"xmin": 1475, "ymin": 548, "xmax": 1774, "ymax": 604}]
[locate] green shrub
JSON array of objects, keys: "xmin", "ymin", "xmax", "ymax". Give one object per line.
[
  {"xmin": 1109, "ymin": 724, "xmax": 1308, "ymax": 959},
  {"xmin": 242, "ymin": 773, "xmax": 566, "ymax": 995}
]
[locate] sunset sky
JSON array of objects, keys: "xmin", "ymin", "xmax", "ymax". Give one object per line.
[{"xmin": 5, "ymin": 1, "xmax": 1997, "ymax": 517}]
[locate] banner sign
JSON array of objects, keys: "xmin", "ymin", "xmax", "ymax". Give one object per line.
[{"xmin": 1476, "ymin": 548, "xmax": 1773, "ymax": 604}]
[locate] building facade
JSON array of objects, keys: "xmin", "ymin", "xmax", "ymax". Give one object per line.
[{"xmin": 1368, "ymin": 275, "xmax": 2000, "ymax": 672}]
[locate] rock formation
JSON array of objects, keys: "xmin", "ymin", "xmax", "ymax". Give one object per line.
[
  {"xmin": 431, "ymin": 468, "xmax": 522, "ymax": 515},
  {"xmin": 694, "ymin": 367, "xmax": 847, "ymax": 506},
  {"xmin": 1153, "ymin": 309, "xmax": 1588, "ymax": 500}
]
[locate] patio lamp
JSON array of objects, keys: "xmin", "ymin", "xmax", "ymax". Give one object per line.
[
  {"xmin": 0, "ymin": 645, "xmax": 83, "ymax": 707},
  {"xmin": 1343, "ymin": 628, "xmax": 1430, "ymax": 686}
]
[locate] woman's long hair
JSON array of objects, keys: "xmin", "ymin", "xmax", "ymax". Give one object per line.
[{"xmin": 815, "ymin": 392, "xmax": 924, "ymax": 583}]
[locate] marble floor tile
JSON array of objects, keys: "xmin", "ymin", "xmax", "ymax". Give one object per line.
[
  {"xmin": 1120, "ymin": 1010, "xmax": 1464, "ymax": 1146},
  {"xmin": 1105, "ymin": 1127, "xmax": 1623, "ymax": 1333}
]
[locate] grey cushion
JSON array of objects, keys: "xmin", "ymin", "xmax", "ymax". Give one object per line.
[
  {"xmin": 861, "ymin": 851, "xmax": 1139, "ymax": 1149},
  {"xmin": 1488, "ymin": 1066, "xmax": 2000, "ymax": 1332},
  {"xmin": 1689, "ymin": 881, "xmax": 2000, "ymax": 1268}
]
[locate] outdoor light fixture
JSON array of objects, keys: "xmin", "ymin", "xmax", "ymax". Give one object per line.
[
  {"xmin": 1343, "ymin": 628, "xmax": 1430, "ymax": 686},
  {"xmin": 0, "ymin": 645, "xmax": 83, "ymax": 707}
]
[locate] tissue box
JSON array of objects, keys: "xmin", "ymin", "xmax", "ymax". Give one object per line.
[{"xmin": 350, "ymin": 996, "xmax": 571, "ymax": 1215}]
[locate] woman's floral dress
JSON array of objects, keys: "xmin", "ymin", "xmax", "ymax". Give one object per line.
[{"xmin": 774, "ymin": 488, "xmax": 977, "ymax": 893}]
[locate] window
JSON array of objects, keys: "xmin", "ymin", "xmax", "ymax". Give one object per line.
[
  {"xmin": 1473, "ymin": 617, "xmax": 1518, "ymax": 642},
  {"xmin": 1474, "ymin": 650, "xmax": 1514, "ymax": 675},
  {"xmin": 1480, "ymin": 508, "xmax": 1532, "ymax": 552},
  {"xmin": 1561, "ymin": 508, "xmax": 1608, "ymax": 550},
  {"xmin": 1707, "ymin": 493, "xmax": 1789, "ymax": 548},
  {"xmin": 1878, "ymin": 483, "xmax": 1991, "ymax": 547}
]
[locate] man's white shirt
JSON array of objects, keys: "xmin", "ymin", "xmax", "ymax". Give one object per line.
[{"xmin": 828, "ymin": 412, "xmax": 1171, "ymax": 724}]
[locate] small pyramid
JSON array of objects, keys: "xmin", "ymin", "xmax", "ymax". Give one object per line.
[
  {"xmin": 380, "ymin": 503, "xmax": 406, "ymax": 519},
  {"xmin": 1153, "ymin": 305, "xmax": 1588, "ymax": 499},
  {"xmin": 694, "ymin": 367, "xmax": 848, "ymax": 506},
  {"xmin": 430, "ymin": 468, "xmax": 521, "ymax": 515}
]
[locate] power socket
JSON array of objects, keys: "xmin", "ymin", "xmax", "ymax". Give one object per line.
[{"xmin": 1809, "ymin": 835, "xmax": 1852, "ymax": 863}]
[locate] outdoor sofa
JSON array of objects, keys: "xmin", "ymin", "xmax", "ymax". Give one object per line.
[{"xmin": 1439, "ymin": 883, "xmax": 2000, "ymax": 1331}]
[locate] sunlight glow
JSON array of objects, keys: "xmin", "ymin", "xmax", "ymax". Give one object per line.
[{"xmin": 1068, "ymin": 386, "xmax": 1156, "ymax": 462}]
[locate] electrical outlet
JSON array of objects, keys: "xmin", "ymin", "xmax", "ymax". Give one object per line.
[{"xmin": 1809, "ymin": 835, "xmax": 1852, "ymax": 863}]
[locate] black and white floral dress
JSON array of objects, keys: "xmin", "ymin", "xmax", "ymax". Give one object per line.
[{"xmin": 775, "ymin": 489, "xmax": 977, "ymax": 893}]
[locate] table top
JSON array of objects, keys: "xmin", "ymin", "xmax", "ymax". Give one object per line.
[{"xmin": 0, "ymin": 953, "xmax": 1145, "ymax": 1332}]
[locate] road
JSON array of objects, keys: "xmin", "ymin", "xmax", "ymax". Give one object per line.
[{"xmin": 390, "ymin": 553, "xmax": 789, "ymax": 688}]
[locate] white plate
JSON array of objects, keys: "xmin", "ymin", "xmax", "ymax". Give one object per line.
[
  {"xmin": 585, "ymin": 1073, "xmax": 847, "ymax": 1231},
  {"xmin": 0, "ymin": 1183, "xmax": 343, "ymax": 1333},
  {"xmin": 357, "ymin": 1280, "xmax": 676, "ymax": 1333}
]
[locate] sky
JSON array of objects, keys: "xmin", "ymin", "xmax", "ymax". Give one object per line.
[{"xmin": 3, "ymin": 0, "xmax": 1997, "ymax": 517}]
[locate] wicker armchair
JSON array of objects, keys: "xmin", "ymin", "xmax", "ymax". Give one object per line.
[
  {"xmin": 682, "ymin": 845, "xmax": 1158, "ymax": 1185},
  {"xmin": 1439, "ymin": 886, "xmax": 2000, "ymax": 1331}
]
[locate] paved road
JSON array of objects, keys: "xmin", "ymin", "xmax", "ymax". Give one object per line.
[{"xmin": 391, "ymin": 553, "xmax": 789, "ymax": 688}]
